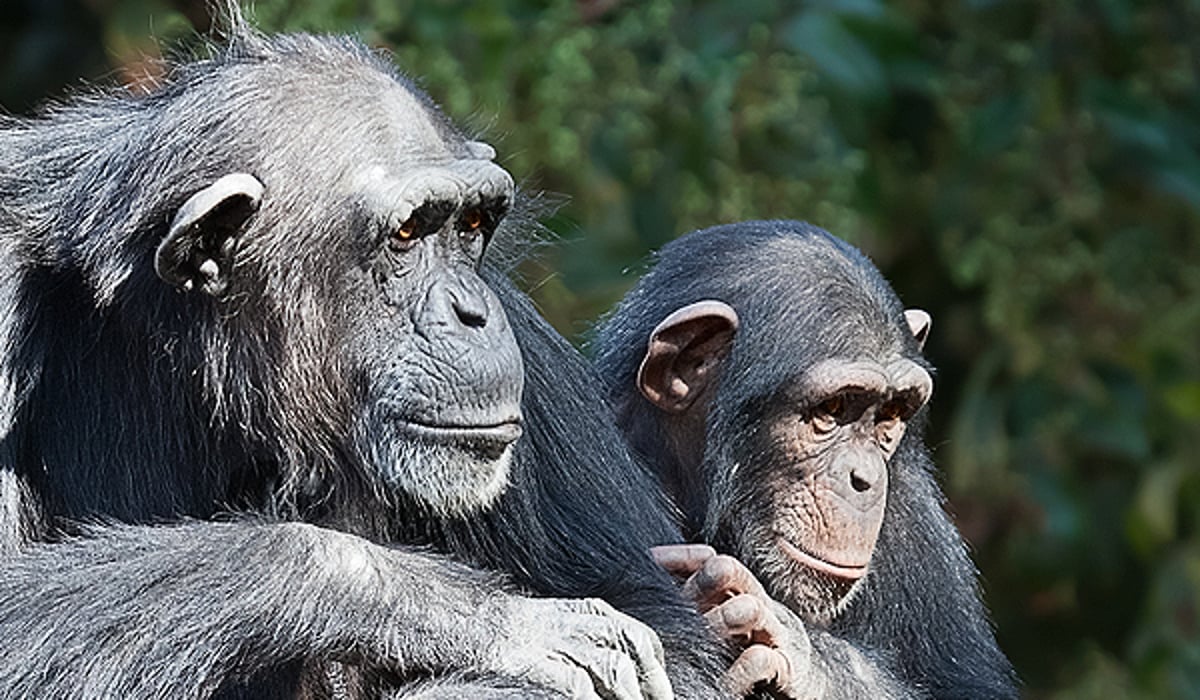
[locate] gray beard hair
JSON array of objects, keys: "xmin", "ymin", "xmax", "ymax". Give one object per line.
[{"xmin": 357, "ymin": 427, "xmax": 514, "ymax": 517}]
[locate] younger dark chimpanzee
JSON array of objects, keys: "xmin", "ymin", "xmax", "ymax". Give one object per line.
[
  {"xmin": 593, "ymin": 221, "xmax": 1018, "ymax": 699},
  {"xmin": 0, "ymin": 14, "xmax": 727, "ymax": 699}
]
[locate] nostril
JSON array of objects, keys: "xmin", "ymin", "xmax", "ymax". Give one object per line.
[
  {"xmin": 454, "ymin": 301, "xmax": 487, "ymax": 329},
  {"xmin": 850, "ymin": 470, "xmax": 872, "ymax": 493}
]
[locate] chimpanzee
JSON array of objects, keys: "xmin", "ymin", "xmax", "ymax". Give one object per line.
[
  {"xmin": 0, "ymin": 16, "xmax": 727, "ymax": 699},
  {"xmin": 592, "ymin": 221, "xmax": 1018, "ymax": 698}
]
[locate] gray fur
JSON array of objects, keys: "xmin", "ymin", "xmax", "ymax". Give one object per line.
[{"xmin": 0, "ymin": 15, "xmax": 708, "ymax": 700}]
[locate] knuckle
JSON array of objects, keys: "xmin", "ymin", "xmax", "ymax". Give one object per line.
[
  {"xmin": 583, "ymin": 597, "xmax": 617, "ymax": 616},
  {"xmin": 742, "ymin": 644, "xmax": 790, "ymax": 683},
  {"xmin": 721, "ymin": 594, "xmax": 764, "ymax": 630},
  {"xmin": 588, "ymin": 650, "xmax": 639, "ymax": 700},
  {"xmin": 621, "ymin": 620, "xmax": 660, "ymax": 656},
  {"xmin": 741, "ymin": 643, "xmax": 775, "ymax": 665},
  {"xmin": 707, "ymin": 554, "xmax": 742, "ymax": 579}
]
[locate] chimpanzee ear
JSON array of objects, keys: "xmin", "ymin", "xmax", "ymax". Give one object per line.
[
  {"xmin": 465, "ymin": 140, "xmax": 496, "ymax": 160},
  {"xmin": 156, "ymin": 173, "xmax": 264, "ymax": 296},
  {"xmin": 637, "ymin": 300, "xmax": 739, "ymax": 414},
  {"xmin": 904, "ymin": 308, "xmax": 932, "ymax": 350}
]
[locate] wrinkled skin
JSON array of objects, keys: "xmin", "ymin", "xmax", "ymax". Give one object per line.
[{"xmin": 654, "ymin": 544, "xmax": 914, "ymax": 699}]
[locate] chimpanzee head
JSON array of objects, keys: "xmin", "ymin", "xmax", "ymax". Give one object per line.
[
  {"xmin": 13, "ymin": 27, "xmax": 524, "ymax": 518},
  {"xmin": 159, "ymin": 33, "xmax": 525, "ymax": 516},
  {"xmin": 594, "ymin": 221, "xmax": 933, "ymax": 624}
]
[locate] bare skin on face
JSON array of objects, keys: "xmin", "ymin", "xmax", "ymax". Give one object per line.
[{"xmin": 635, "ymin": 299, "xmax": 931, "ymax": 603}]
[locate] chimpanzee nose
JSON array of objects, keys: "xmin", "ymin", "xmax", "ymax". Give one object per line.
[
  {"xmin": 830, "ymin": 447, "xmax": 887, "ymax": 511},
  {"xmin": 423, "ymin": 273, "xmax": 492, "ymax": 333},
  {"xmin": 849, "ymin": 457, "xmax": 885, "ymax": 496},
  {"xmin": 451, "ymin": 291, "xmax": 487, "ymax": 329}
]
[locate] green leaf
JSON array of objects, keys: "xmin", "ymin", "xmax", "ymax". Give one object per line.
[{"xmin": 782, "ymin": 11, "xmax": 886, "ymax": 97}]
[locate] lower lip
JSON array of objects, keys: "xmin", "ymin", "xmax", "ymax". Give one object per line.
[
  {"xmin": 394, "ymin": 421, "xmax": 523, "ymax": 445},
  {"xmin": 778, "ymin": 539, "xmax": 869, "ymax": 581}
]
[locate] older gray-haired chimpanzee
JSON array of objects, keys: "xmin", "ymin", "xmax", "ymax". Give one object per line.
[
  {"xmin": 593, "ymin": 221, "xmax": 1017, "ymax": 699},
  {"xmin": 0, "ymin": 15, "xmax": 727, "ymax": 699}
]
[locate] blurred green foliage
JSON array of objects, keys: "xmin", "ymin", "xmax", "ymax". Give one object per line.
[{"xmin": 3, "ymin": 0, "xmax": 1197, "ymax": 697}]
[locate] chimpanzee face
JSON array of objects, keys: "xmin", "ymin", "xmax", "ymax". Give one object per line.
[
  {"xmin": 154, "ymin": 72, "xmax": 524, "ymax": 517},
  {"xmin": 340, "ymin": 148, "xmax": 524, "ymax": 517},
  {"xmin": 723, "ymin": 355, "xmax": 931, "ymax": 624},
  {"xmin": 630, "ymin": 292, "xmax": 932, "ymax": 624}
]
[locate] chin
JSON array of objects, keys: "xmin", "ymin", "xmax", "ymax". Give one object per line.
[
  {"xmin": 774, "ymin": 563, "xmax": 866, "ymax": 627},
  {"xmin": 400, "ymin": 439, "xmax": 515, "ymax": 516},
  {"xmin": 358, "ymin": 424, "xmax": 517, "ymax": 517},
  {"xmin": 733, "ymin": 520, "xmax": 865, "ymax": 627}
]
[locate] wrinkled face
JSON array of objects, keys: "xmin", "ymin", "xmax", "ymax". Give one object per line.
[
  {"xmin": 340, "ymin": 145, "xmax": 523, "ymax": 517},
  {"xmin": 153, "ymin": 66, "xmax": 526, "ymax": 519},
  {"xmin": 722, "ymin": 356, "xmax": 931, "ymax": 624}
]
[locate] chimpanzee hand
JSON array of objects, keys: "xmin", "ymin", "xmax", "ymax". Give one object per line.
[
  {"xmin": 487, "ymin": 595, "xmax": 675, "ymax": 700},
  {"xmin": 652, "ymin": 544, "xmax": 812, "ymax": 698}
]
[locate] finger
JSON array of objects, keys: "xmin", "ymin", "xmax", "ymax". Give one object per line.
[
  {"xmin": 620, "ymin": 617, "xmax": 674, "ymax": 700},
  {"xmin": 636, "ymin": 653, "xmax": 675, "ymax": 700},
  {"xmin": 528, "ymin": 651, "xmax": 603, "ymax": 700},
  {"xmin": 722, "ymin": 645, "xmax": 793, "ymax": 697},
  {"xmin": 650, "ymin": 543, "xmax": 716, "ymax": 577},
  {"xmin": 710, "ymin": 594, "xmax": 792, "ymax": 647},
  {"xmin": 704, "ymin": 594, "xmax": 768, "ymax": 645},
  {"xmin": 562, "ymin": 647, "xmax": 643, "ymax": 700},
  {"xmin": 578, "ymin": 599, "xmax": 675, "ymax": 700},
  {"xmin": 683, "ymin": 554, "xmax": 766, "ymax": 610},
  {"xmin": 560, "ymin": 637, "xmax": 670, "ymax": 700},
  {"xmin": 749, "ymin": 603, "xmax": 789, "ymax": 648}
]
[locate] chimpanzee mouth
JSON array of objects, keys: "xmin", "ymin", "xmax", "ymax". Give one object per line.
[
  {"xmin": 393, "ymin": 419, "xmax": 523, "ymax": 454},
  {"xmin": 778, "ymin": 539, "xmax": 870, "ymax": 581}
]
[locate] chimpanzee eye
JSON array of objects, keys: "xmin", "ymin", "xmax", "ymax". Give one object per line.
[
  {"xmin": 462, "ymin": 207, "xmax": 483, "ymax": 233},
  {"xmin": 819, "ymin": 395, "xmax": 844, "ymax": 418},
  {"xmin": 811, "ymin": 395, "xmax": 844, "ymax": 433},
  {"xmin": 877, "ymin": 400, "xmax": 906, "ymax": 423},
  {"xmin": 389, "ymin": 216, "xmax": 419, "ymax": 251}
]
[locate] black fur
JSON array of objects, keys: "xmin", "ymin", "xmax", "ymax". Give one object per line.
[
  {"xmin": 477, "ymin": 269, "xmax": 728, "ymax": 693},
  {"xmin": 593, "ymin": 221, "xmax": 1018, "ymax": 699}
]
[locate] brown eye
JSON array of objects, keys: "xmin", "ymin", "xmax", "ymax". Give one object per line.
[
  {"xmin": 396, "ymin": 217, "xmax": 417, "ymax": 239},
  {"xmin": 462, "ymin": 207, "xmax": 483, "ymax": 232},
  {"xmin": 812, "ymin": 395, "xmax": 844, "ymax": 433},
  {"xmin": 877, "ymin": 400, "xmax": 905, "ymax": 423},
  {"xmin": 875, "ymin": 399, "xmax": 910, "ymax": 453},
  {"xmin": 820, "ymin": 395, "xmax": 843, "ymax": 417},
  {"xmin": 390, "ymin": 217, "xmax": 418, "ymax": 250}
]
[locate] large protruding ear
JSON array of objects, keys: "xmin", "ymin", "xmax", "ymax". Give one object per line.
[
  {"xmin": 156, "ymin": 173, "xmax": 264, "ymax": 296},
  {"xmin": 904, "ymin": 308, "xmax": 932, "ymax": 350},
  {"xmin": 637, "ymin": 300, "xmax": 739, "ymax": 414}
]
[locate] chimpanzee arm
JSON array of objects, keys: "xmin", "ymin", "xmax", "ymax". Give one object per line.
[{"xmin": 0, "ymin": 521, "xmax": 672, "ymax": 699}]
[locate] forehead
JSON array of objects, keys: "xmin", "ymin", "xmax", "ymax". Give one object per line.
[
  {"xmin": 246, "ymin": 53, "xmax": 464, "ymax": 156},
  {"xmin": 244, "ymin": 57, "xmax": 513, "ymax": 200},
  {"xmin": 363, "ymin": 82, "xmax": 464, "ymax": 159}
]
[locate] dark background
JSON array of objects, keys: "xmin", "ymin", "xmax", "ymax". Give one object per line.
[{"xmin": 3, "ymin": 1, "xmax": 1197, "ymax": 697}]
